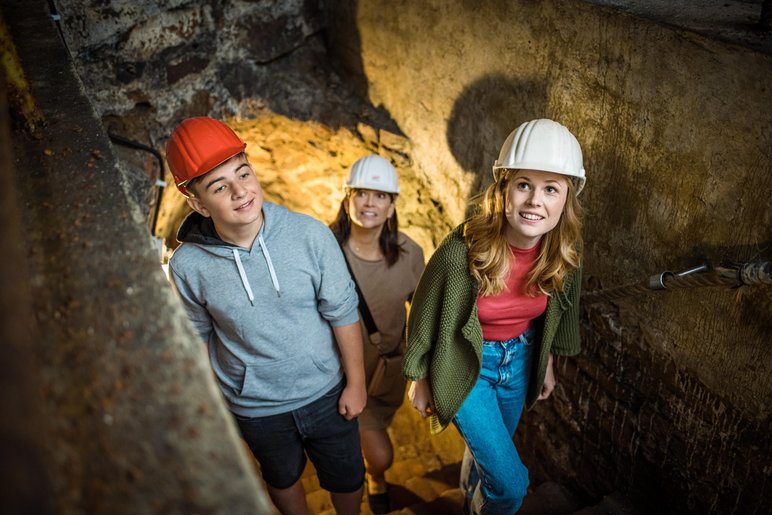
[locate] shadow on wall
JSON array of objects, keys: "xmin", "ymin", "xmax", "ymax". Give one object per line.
[
  {"xmin": 66, "ymin": 0, "xmax": 407, "ymax": 161},
  {"xmin": 321, "ymin": 0, "xmax": 368, "ymax": 104},
  {"xmin": 446, "ymin": 74, "xmax": 548, "ymax": 216}
]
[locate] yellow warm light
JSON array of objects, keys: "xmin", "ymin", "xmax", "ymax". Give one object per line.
[
  {"xmin": 154, "ymin": 112, "xmax": 441, "ymax": 258},
  {"xmin": 0, "ymin": 19, "xmax": 43, "ymax": 129}
]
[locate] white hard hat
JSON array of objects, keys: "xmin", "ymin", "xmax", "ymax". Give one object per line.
[
  {"xmin": 344, "ymin": 155, "xmax": 400, "ymax": 194},
  {"xmin": 492, "ymin": 119, "xmax": 586, "ymax": 194}
]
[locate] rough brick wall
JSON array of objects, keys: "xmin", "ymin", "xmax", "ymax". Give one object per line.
[{"xmin": 517, "ymin": 302, "xmax": 770, "ymax": 513}]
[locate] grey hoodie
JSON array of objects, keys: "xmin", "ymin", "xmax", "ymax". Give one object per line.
[{"xmin": 169, "ymin": 201, "xmax": 359, "ymax": 417}]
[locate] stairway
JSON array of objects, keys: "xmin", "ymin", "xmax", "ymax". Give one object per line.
[
  {"xmin": 269, "ymin": 397, "xmax": 639, "ymax": 515},
  {"xmin": 302, "ymin": 396, "xmax": 465, "ymax": 514}
]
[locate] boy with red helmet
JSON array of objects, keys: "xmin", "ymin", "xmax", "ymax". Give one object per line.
[{"xmin": 166, "ymin": 117, "xmax": 366, "ymax": 514}]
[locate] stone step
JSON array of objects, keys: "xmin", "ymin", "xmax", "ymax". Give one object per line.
[
  {"xmin": 308, "ymin": 470, "xmax": 640, "ymax": 515},
  {"xmin": 306, "ymin": 459, "xmax": 461, "ymax": 514},
  {"xmin": 403, "ymin": 475, "xmax": 456, "ymax": 503},
  {"xmin": 305, "ymin": 459, "xmax": 604, "ymax": 515},
  {"xmin": 519, "ymin": 481, "xmax": 583, "ymax": 515},
  {"xmin": 392, "ymin": 487, "xmax": 466, "ymax": 514},
  {"xmin": 573, "ymin": 491, "xmax": 640, "ymax": 515}
]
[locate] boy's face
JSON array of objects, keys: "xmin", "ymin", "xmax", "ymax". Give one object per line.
[{"xmin": 186, "ymin": 154, "xmax": 264, "ymax": 233}]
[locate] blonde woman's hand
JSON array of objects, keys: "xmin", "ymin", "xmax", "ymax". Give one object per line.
[
  {"xmin": 538, "ymin": 353, "xmax": 556, "ymax": 400},
  {"xmin": 408, "ymin": 378, "xmax": 435, "ymax": 418}
]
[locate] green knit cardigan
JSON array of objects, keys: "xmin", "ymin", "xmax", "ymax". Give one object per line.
[{"xmin": 403, "ymin": 225, "xmax": 582, "ymax": 434}]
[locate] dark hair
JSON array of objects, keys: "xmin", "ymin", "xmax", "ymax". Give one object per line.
[
  {"xmin": 329, "ymin": 192, "xmax": 403, "ymax": 266},
  {"xmin": 187, "ymin": 152, "xmax": 248, "ymax": 197},
  {"xmin": 186, "ymin": 175, "xmax": 204, "ymax": 197}
]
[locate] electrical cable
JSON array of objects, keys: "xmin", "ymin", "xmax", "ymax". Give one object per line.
[{"xmin": 107, "ymin": 131, "xmax": 166, "ymax": 235}]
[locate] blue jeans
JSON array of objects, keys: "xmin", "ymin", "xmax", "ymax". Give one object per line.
[{"xmin": 453, "ymin": 326, "xmax": 534, "ymax": 514}]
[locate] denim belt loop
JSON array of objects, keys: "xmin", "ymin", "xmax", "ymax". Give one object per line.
[{"xmin": 520, "ymin": 324, "xmax": 535, "ymax": 345}]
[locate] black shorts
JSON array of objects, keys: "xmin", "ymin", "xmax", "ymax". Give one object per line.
[{"xmin": 235, "ymin": 380, "xmax": 365, "ymax": 492}]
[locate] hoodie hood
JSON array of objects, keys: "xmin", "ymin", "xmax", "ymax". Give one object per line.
[
  {"xmin": 177, "ymin": 211, "xmax": 232, "ymax": 247},
  {"xmin": 174, "ymin": 204, "xmax": 285, "ymax": 301}
]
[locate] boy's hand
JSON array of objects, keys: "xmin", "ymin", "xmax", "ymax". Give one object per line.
[
  {"xmin": 331, "ymin": 321, "xmax": 367, "ymax": 420},
  {"xmin": 338, "ymin": 382, "xmax": 367, "ymax": 420}
]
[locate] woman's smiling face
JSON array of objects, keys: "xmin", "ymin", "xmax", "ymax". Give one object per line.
[
  {"xmin": 347, "ymin": 188, "xmax": 395, "ymax": 230},
  {"xmin": 504, "ymin": 169, "xmax": 569, "ymax": 249}
]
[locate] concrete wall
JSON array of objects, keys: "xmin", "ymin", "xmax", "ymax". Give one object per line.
[{"xmin": 324, "ymin": 1, "xmax": 771, "ymax": 513}]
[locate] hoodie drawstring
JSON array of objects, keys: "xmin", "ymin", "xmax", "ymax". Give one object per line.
[
  {"xmin": 233, "ymin": 249, "xmax": 255, "ymax": 305},
  {"xmin": 258, "ymin": 234, "xmax": 281, "ymax": 296},
  {"xmin": 231, "ymin": 234, "xmax": 281, "ymax": 304}
]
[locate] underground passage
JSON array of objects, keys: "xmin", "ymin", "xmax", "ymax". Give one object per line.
[{"xmin": 1, "ymin": 1, "xmax": 771, "ymax": 514}]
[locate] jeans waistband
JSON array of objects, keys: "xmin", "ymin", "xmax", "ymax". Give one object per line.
[{"xmin": 482, "ymin": 325, "xmax": 535, "ymax": 346}]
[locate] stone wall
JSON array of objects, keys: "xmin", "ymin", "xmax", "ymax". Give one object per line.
[
  {"xmin": 52, "ymin": 0, "xmax": 451, "ymax": 254},
  {"xmin": 55, "ymin": 0, "xmax": 326, "ymax": 124},
  {"xmin": 27, "ymin": 0, "xmax": 772, "ymax": 512},
  {"xmin": 2, "ymin": 2, "xmax": 272, "ymax": 512},
  {"xmin": 324, "ymin": 1, "xmax": 771, "ymax": 513}
]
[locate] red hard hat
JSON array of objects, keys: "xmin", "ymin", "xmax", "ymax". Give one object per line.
[{"xmin": 166, "ymin": 117, "xmax": 246, "ymax": 196}]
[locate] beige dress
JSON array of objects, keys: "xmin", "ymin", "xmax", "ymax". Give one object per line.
[{"xmin": 343, "ymin": 232, "xmax": 425, "ymax": 429}]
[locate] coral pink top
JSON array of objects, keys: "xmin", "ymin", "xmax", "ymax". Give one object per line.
[{"xmin": 476, "ymin": 243, "xmax": 548, "ymax": 340}]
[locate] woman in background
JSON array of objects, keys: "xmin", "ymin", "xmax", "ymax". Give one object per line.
[{"xmin": 330, "ymin": 155, "xmax": 425, "ymax": 514}]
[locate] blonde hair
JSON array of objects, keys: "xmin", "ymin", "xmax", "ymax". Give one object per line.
[{"xmin": 465, "ymin": 168, "xmax": 583, "ymax": 296}]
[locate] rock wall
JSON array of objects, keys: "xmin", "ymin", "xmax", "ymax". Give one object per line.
[
  {"xmin": 2, "ymin": 1, "xmax": 272, "ymax": 512},
  {"xmin": 0, "ymin": 58, "xmax": 54, "ymax": 515},
  {"xmin": 17, "ymin": 0, "xmax": 772, "ymax": 513},
  {"xmin": 324, "ymin": 1, "xmax": 771, "ymax": 513},
  {"xmin": 52, "ymin": 0, "xmax": 451, "ymax": 254}
]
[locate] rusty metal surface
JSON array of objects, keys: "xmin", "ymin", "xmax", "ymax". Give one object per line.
[
  {"xmin": 0, "ymin": 59, "xmax": 55, "ymax": 515},
  {"xmin": 2, "ymin": 1, "xmax": 269, "ymax": 513}
]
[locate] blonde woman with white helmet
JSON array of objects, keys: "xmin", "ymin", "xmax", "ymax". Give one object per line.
[
  {"xmin": 329, "ymin": 155, "xmax": 425, "ymax": 514},
  {"xmin": 404, "ymin": 119, "xmax": 586, "ymax": 514}
]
